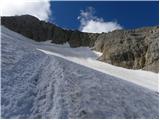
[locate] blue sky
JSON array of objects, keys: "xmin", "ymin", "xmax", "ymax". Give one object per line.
[
  {"xmin": 49, "ymin": 1, "xmax": 158, "ymax": 31},
  {"xmin": 1, "ymin": 0, "xmax": 158, "ymax": 33}
]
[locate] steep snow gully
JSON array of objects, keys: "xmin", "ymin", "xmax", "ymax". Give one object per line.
[{"xmin": 1, "ymin": 26, "xmax": 159, "ymax": 118}]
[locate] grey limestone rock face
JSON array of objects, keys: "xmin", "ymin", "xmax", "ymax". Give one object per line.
[
  {"xmin": 1, "ymin": 15, "xmax": 97, "ymax": 47},
  {"xmin": 94, "ymin": 26, "xmax": 159, "ymax": 73},
  {"xmin": 1, "ymin": 15, "xmax": 159, "ymax": 73}
]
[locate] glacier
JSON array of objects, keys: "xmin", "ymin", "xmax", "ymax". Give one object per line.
[{"xmin": 1, "ymin": 26, "xmax": 159, "ymax": 118}]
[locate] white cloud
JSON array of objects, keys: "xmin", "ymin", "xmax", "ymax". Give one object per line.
[
  {"xmin": 78, "ymin": 7, "xmax": 122, "ymax": 33},
  {"xmin": 0, "ymin": 0, "xmax": 51, "ymax": 21}
]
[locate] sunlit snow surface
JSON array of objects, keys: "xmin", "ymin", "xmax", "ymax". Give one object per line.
[{"xmin": 1, "ymin": 26, "xmax": 159, "ymax": 118}]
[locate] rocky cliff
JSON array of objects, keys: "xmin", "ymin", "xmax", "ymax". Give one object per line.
[
  {"xmin": 1, "ymin": 15, "xmax": 99, "ymax": 47},
  {"xmin": 95, "ymin": 27, "xmax": 159, "ymax": 73},
  {"xmin": 1, "ymin": 15, "xmax": 159, "ymax": 73}
]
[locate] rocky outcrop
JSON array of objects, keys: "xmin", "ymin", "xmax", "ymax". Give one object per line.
[
  {"xmin": 68, "ymin": 31, "xmax": 99, "ymax": 47},
  {"xmin": 1, "ymin": 15, "xmax": 98, "ymax": 47},
  {"xmin": 1, "ymin": 15, "xmax": 159, "ymax": 73},
  {"xmin": 94, "ymin": 26, "xmax": 159, "ymax": 73}
]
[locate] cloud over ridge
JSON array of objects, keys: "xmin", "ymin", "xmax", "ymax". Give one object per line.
[
  {"xmin": 1, "ymin": 0, "xmax": 51, "ymax": 21},
  {"xmin": 78, "ymin": 7, "xmax": 122, "ymax": 33}
]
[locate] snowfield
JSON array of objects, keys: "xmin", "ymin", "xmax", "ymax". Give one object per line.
[{"xmin": 1, "ymin": 26, "xmax": 159, "ymax": 118}]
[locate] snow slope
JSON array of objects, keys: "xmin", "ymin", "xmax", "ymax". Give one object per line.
[
  {"xmin": 37, "ymin": 44, "xmax": 158, "ymax": 92},
  {"xmin": 1, "ymin": 26, "xmax": 159, "ymax": 118}
]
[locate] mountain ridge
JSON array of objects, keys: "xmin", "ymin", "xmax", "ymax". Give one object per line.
[{"xmin": 1, "ymin": 15, "xmax": 159, "ymax": 73}]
